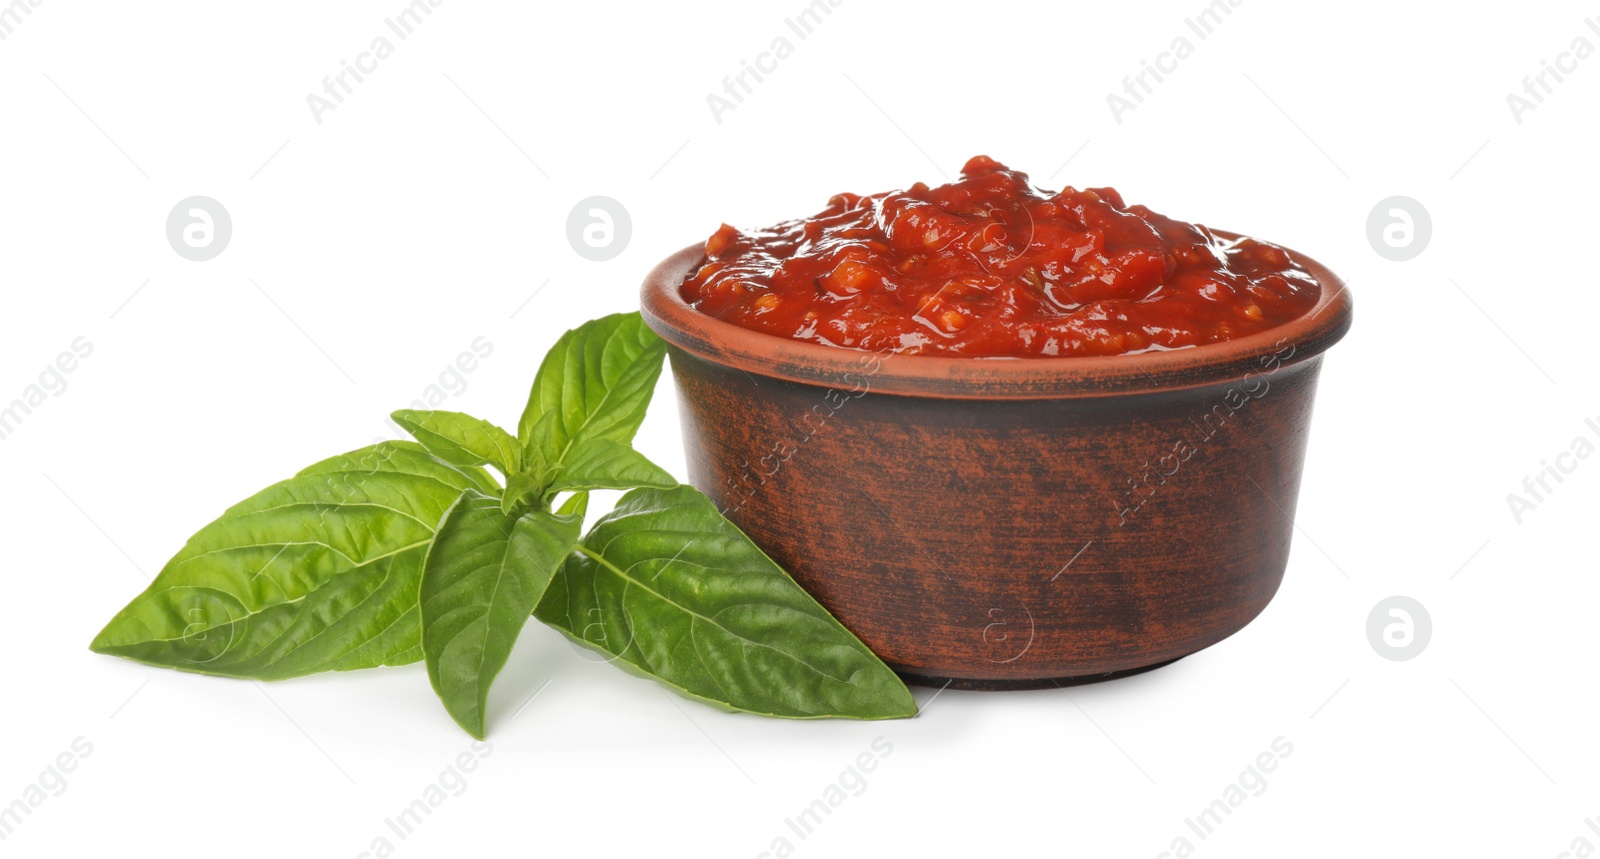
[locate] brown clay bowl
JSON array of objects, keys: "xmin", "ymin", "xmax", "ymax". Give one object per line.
[{"xmin": 640, "ymin": 237, "xmax": 1353, "ymax": 690}]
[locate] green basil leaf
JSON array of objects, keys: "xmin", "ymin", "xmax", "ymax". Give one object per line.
[
  {"xmin": 421, "ymin": 490, "xmax": 584, "ymax": 738},
  {"xmin": 553, "ymin": 490, "xmax": 590, "ymax": 520},
  {"xmin": 535, "ymin": 485, "xmax": 917, "ymax": 720},
  {"xmin": 517, "ymin": 409, "xmax": 560, "ymax": 488},
  {"xmin": 89, "ymin": 442, "xmax": 490, "ymax": 679},
  {"xmin": 544, "ymin": 439, "xmax": 677, "ymax": 496},
  {"xmin": 500, "ymin": 472, "xmax": 542, "ymax": 517},
  {"xmin": 516, "ymin": 311, "xmax": 667, "ymax": 475},
  {"xmin": 392, "ymin": 409, "xmax": 521, "ymax": 477}
]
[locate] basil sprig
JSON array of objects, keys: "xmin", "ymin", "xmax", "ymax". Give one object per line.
[{"xmin": 90, "ymin": 312, "xmax": 915, "ymax": 736}]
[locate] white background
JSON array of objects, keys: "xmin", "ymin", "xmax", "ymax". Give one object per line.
[{"xmin": 2, "ymin": 0, "xmax": 1597, "ymax": 856}]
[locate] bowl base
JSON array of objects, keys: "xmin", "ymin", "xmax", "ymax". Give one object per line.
[{"xmin": 897, "ymin": 656, "xmax": 1185, "ymax": 692}]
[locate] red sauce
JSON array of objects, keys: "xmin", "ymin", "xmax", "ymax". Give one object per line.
[{"xmin": 680, "ymin": 156, "xmax": 1321, "ymax": 358}]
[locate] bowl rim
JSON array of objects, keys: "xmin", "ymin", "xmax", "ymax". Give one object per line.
[{"xmin": 640, "ymin": 232, "xmax": 1353, "ymax": 400}]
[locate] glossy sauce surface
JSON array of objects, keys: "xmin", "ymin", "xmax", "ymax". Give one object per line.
[{"xmin": 681, "ymin": 156, "xmax": 1321, "ymax": 358}]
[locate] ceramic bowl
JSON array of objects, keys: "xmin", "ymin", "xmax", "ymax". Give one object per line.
[{"xmin": 640, "ymin": 237, "xmax": 1352, "ymax": 689}]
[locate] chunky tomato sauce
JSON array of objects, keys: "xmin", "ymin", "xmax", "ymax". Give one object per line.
[{"xmin": 681, "ymin": 156, "xmax": 1321, "ymax": 358}]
